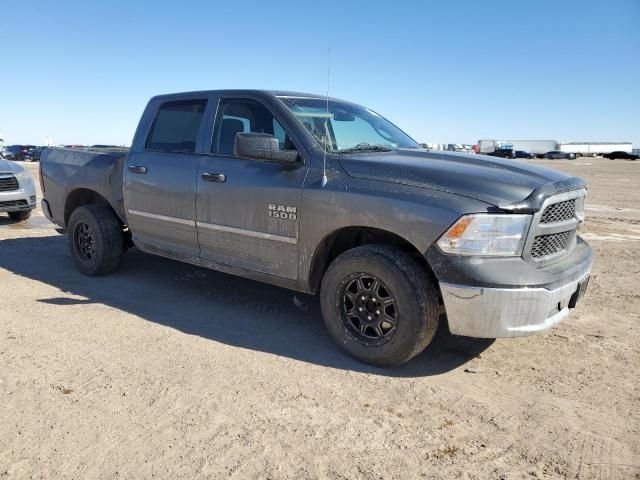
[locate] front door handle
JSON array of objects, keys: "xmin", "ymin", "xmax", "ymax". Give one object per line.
[
  {"xmin": 202, "ymin": 172, "xmax": 226, "ymax": 183},
  {"xmin": 128, "ymin": 165, "xmax": 147, "ymax": 174}
]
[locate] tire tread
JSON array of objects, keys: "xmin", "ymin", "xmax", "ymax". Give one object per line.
[
  {"xmin": 8, "ymin": 210, "xmax": 32, "ymax": 221},
  {"xmin": 68, "ymin": 205, "xmax": 123, "ymax": 276},
  {"xmin": 320, "ymin": 244, "xmax": 439, "ymax": 367}
]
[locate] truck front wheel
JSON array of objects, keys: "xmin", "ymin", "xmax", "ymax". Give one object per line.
[
  {"xmin": 67, "ymin": 205, "xmax": 124, "ymax": 276},
  {"xmin": 320, "ymin": 244, "xmax": 439, "ymax": 367},
  {"xmin": 8, "ymin": 210, "xmax": 32, "ymax": 221}
]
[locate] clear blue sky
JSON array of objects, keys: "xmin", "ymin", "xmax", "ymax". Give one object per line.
[{"xmin": 1, "ymin": 0, "xmax": 639, "ymax": 147}]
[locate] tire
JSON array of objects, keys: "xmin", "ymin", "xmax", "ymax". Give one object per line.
[
  {"xmin": 67, "ymin": 204, "xmax": 124, "ymax": 276},
  {"xmin": 8, "ymin": 210, "xmax": 32, "ymax": 221},
  {"xmin": 320, "ymin": 244, "xmax": 439, "ymax": 367}
]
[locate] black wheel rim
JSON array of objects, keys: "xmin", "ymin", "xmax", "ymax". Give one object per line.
[
  {"xmin": 340, "ymin": 273, "xmax": 398, "ymax": 346},
  {"xmin": 74, "ymin": 221, "xmax": 96, "ymax": 261}
]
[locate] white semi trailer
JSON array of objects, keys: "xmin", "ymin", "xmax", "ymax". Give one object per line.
[
  {"xmin": 558, "ymin": 142, "xmax": 633, "ymax": 157},
  {"xmin": 478, "ymin": 139, "xmax": 557, "ymax": 154}
]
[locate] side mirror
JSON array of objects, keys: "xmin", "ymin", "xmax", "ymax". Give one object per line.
[{"xmin": 233, "ymin": 132, "xmax": 299, "ymax": 163}]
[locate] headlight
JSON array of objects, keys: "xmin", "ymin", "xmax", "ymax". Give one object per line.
[{"xmin": 437, "ymin": 214, "xmax": 532, "ymax": 256}]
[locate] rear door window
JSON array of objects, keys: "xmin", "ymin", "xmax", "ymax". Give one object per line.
[{"xmin": 145, "ymin": 99, "xmax": 207, "ymax": 153}]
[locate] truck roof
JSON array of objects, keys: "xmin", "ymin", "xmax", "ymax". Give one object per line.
[{"xmin": 149, "ymin": 89, "xmax": 351, "ymax": 104}]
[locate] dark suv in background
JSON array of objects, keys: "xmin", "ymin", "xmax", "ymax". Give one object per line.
[
  {"xmin": 2, "ymin": 145, "xmax": 37, "ymax": 161},
  {"xmin": 603, "ymin": 151, "xmax": 638, "ymax": 160},
  {"xmin": 29, "ymin": 146, "xmax": 47, "ymax": 162},
  {"xmin": 543, "ymin": 150, "xmax": 576, "ymax": 160},
  {"xmin": 513, "ymin": 150, "xmax": 535, "ymax": 159},
  {"xmin": 486, "ymin": 148, "xmax": 514, "ymax": 159}
]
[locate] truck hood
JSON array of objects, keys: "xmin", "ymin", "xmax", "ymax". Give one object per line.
[
  {"xmin": 0, "ymin": 157, "xmax": 24, "ymax": 174},
  {"xmin": 338, "ymin": 149, "xmax": 576, "ymax": 208}
]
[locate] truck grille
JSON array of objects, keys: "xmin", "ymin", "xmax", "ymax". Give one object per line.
[
  {"xmin": 531, "ymin": 231, "xmax": 571, "ymax": 258},
  {"xmin": 0, "ymin": 175, "xmax": 19, "ymax": 192},
  {"xmin": 540, "ymin": 199, "xmax": 576, "ymax": 224},
  {"xmin": 0, "ymin": 200, "xmax": 28, "ymax": 208},
  {"xmin": 523, "ymin": 189, "xmax": 586, "ymax": 267}
]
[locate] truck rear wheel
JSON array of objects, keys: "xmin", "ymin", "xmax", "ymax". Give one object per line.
[
  {"xmin": 320, "ymin": 244, "xmax": 439, "ymax": 367},
  {"xmin": 68, "ymin": 205, "xmax": 124, "ymax": 276}
]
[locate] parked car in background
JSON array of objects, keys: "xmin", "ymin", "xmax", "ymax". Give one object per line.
[
  {"xmin": 445, "ymin": 144, "xmax": 476, "ymax": 154},
  {"xmin": 3, "ymin": 145, "xmax": 37, "ymax": 161},
  {"xmin": 22, "ymin": 145, "xmax": 36, "ymax": 161},
  {"xmin": 0, "ymin": 156, "xmax": 37, "ymax": 221},
  {"xmin": 2, "ymin": 145, "xmax": 21, "ymax": 160},
  {"xmin": 513, "ymin": 150, "xmax": 535, "ymax": 159},
  {"xmin": 486, "ymin": 148, "xmax": 513, "ymax": 159},
  {"xmin": 603, "ymin": 151, "xmax": 639, "ymax": 161},
  {"xmin": 544, "ymin": 151, "xmax": 576, "ymax": 160},
  {"xmin": 30, "ymin": 146, "xmax": 46, "ymax": 162}
]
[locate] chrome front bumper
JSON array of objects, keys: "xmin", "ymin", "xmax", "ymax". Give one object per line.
[{"xmin": 440, "ymin": 272, "xmax": 591, "ymax": 338}]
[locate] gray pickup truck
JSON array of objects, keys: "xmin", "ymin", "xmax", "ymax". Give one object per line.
[{"xmin": 40, "ymin": 90, "xmax": 593, "ymax": 366}]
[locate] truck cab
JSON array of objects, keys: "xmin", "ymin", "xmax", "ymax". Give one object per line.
[{"xmin": 124, "ymin": 93, "xmax": 308, "ymax": 280}]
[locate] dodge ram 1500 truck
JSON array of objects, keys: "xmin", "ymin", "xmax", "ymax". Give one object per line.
[{"xmin": 40, "ymin": 90, "xmax": 593, "ymax": 367}]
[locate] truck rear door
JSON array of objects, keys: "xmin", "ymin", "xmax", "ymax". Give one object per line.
[
  {"xmin": 195, "ymin": 94, "xmax": 308, "ymax": 279},
  {"xmin": 124, "ymin": 96, "xmax": 211, "ymax": 257}
]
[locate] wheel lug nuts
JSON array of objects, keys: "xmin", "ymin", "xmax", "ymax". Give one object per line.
[
  {"xmin": 376, "ymin": 310, "xmax": 380, "ymax": 315},
  {"xmin": 367, "ymin": 315, "xmax": 372, "ymax": 320},
  {"xmin": 358, "ymin": 307, "xmax": 363, "ymax": 312},
  {"xmin": 361, "ymin": 296, "xmax": 366, "ymax": 301}
]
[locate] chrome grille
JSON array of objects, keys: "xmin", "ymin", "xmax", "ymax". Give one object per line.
[
  {"xmin": 0, "ymin": 175, "xmax": 19, "ymax": 192},
  {"xmin": 531, "ymin": 231, "xmax": 571, "ymax": 258},
  {"xmin": 523, "ymin": 188, "xmax": 587, "ymax": 267},
  {"xmin": 540, "ymin": 199, "xmax": 576, "ymax": 224}
]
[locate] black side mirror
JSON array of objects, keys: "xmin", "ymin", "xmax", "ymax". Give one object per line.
[{"xmin": 233, "ymin": 132, "xmax": 299, "ymax": 163}]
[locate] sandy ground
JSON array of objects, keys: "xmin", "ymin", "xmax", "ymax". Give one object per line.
[{"xmin": 0, "ymin": 158, "xmax": 638, "ymax": 479}]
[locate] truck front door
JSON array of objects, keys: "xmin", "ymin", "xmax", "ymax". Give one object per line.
[
  {"xmin": 124, "ymin": 96, "xmax": 210, "ymax": 258},
  {"xmin": 195, "ymin": 96, "xmax": 308, "ymax": 279}
]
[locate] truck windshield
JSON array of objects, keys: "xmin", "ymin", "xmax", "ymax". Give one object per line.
[{"xmin": 277, "ymin": 96, "xmax": 418, "ymax": 153}]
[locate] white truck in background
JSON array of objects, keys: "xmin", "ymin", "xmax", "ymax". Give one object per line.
[
  {"xmin": 558, "ymin": 142, "xmax": 633, "ymax": 157},
  {"xmin": 478, "ymin": 140, "xmax": 557, "ymax": 155}
]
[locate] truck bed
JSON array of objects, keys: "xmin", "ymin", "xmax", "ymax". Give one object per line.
[{"xmin": 41, "ymin": 147, "xmax": 129, "ymax": 227}]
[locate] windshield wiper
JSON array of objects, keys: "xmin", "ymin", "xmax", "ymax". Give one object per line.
[{"xmin": 337, "ymin": 144, "xmax": 394, "ymax": 154}]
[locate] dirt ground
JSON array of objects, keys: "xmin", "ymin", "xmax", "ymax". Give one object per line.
[{"xmin": 0, "ymin": 158, "xmax": 638, "ymax": 479}]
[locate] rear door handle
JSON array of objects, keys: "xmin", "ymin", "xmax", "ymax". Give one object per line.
[
  {"xmin": 128, "ymin": 165, "xmax": 147, "ymax": 174},
  {"xmin": 202, "ymin": 172, "xmax": 226, "ymax": 183}
]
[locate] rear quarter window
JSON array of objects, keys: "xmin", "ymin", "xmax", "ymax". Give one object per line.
[{"xmin": 145, "ymin": 99, "xmax": 207, "ymax": 153}]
